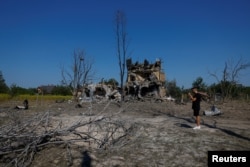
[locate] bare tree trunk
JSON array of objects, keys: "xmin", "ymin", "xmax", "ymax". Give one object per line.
[{"xmin": 114, "ymin": 10, "xmax": 129, "ymax": 101}]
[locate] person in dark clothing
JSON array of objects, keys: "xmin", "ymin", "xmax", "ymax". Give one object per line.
[
  {"xmin": 15, "ymin": 99, "xmax": 29, "ymax": 110},
  {"xmin": 188, "ymin": 87, "xmax": 208, "ymax": 129},
  {"xmin": 23, "ymin": 99, "xmax": 28, "ymax": 109}
]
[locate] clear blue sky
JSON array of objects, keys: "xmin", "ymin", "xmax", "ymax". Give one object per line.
[{"xmin": 1, "ymin": 0, "xmax": 250, "ymax": 89}]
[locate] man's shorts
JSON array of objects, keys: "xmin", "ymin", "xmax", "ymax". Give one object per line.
[{"xmin": 193, "ymin": 109, "xmax": 200, "ymax": 116}]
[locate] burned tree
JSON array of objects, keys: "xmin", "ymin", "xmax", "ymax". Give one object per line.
[
  {"xmin": 209, "ymin": 56, "xmax": 250, "ymax": 100},
  {"xmin": 114, "ymin": 10, "xmax": 129, "ymax": 101},
  {"xmin": 61, "ymin": 49, "xmax": 94, "ymax": 101},
  {"xmin": 126, "ymin": 58, "xmax": 166, "ymax": 100}
]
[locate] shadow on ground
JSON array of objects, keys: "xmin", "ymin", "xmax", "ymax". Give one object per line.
[{"xmin": 168, "ymin": 113, "xmax": 250, "ymax": 142}]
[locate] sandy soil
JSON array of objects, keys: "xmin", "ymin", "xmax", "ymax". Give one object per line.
[{"xmin": 0, "ymin": 99, "xmax": 250, "ymax": 167}]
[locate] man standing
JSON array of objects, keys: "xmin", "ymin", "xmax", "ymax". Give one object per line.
[{"xmin": 188, "ymin": 87, "xmax": 208, "ymax": 129}]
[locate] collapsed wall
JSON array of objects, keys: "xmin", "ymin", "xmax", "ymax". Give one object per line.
[{"xmin": 125, "ymin": 58, "xmax": 167, "ymax": 99}]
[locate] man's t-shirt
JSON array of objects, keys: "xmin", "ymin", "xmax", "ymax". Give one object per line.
[{"xmin": 192, "ymin": 93, "xmax": 202, "ymax": 111}]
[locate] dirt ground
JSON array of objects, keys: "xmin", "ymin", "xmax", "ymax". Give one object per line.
[{"xmin": 0, "ymin": 98, "xmax": 250, "ymax": 167}]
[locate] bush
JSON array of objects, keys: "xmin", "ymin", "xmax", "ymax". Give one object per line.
[{"xmin": 51, "ymin": 86, "xmax": 72, "ymax": 96}]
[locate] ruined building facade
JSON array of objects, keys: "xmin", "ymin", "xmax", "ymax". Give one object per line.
[{"xmin": 125, "ymin": 58, "xmax": 166, "ymax": 99}]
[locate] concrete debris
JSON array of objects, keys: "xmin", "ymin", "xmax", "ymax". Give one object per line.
[
  {"xmin": 77, "ymin": 84, "xmax": 121, "ymax": 104},
  {"xmin": 163, "ymin": 96, "xmax": 176, "ymax": 102},
  {"xmin": 203, "ymin": 105, "xmax": 222, "ymax": 116}
]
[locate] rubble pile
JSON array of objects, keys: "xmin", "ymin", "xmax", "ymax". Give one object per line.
[
  {"xmin": 125, "ymin": 58, "xmax": 167, "ymax": 100},
  {"xmin": 74, "ymin": 58, "xmax": 167, "ymax": 103}
]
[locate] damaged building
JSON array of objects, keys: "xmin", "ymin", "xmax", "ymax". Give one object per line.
[
  {"xmin": 76, "ymin": 58, "xmax": 167, "ymax": 103},
  {"xmin": 125, "ymin": 58, "xmax": 167, "ymax": 99}
]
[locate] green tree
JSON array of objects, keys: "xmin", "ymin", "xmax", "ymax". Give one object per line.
[
  {"xmin": 165, "ymin": 79, "xmax": 182, "ymax": 98},
  {"xmin": 0, "ymin": 71, "xmax": 9, "ymax": 93},
  {"xmin": 9, "ymin": 84, "xmax": 30, "ymax": 96},
  {"xmin": 101, "ymin": 78, "xmax": 119, "ymax": 87},
  {"xmin": 192, "ymin": 77, "xmax": 207, "ymax": 91},
  {"xmin": 242, "ymin": 86, "xmax": 250, "ymax": 100},
  {"xmin": 51, "ymin": 85, "xmax": 72, "ymax": 96}
]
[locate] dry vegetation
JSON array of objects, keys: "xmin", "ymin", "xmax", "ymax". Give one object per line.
[{"xmin": 0, "ymin": 98, "xmax": 250, "ymax": 167}]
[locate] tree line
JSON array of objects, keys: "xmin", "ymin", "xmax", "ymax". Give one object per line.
[
  {"xmin": 0, "ymin": 72, "xmax": 71, "ymax": 96},
  {"xmin": 0, "ymin": 70, "xmax": 119, "ymax": 97},
  {"xmin": 166, "ymin": 76, "xmax": 250, "ymax": 102}
]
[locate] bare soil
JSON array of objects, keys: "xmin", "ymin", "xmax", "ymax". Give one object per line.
[{"xmin": 0, "ymin": 99, "xmax": 250, "ymax": 167}]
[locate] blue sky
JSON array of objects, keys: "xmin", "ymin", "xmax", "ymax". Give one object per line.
[{"xmin": 1, "ymin": 0, "xmax": 250, "ymax": 89}]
